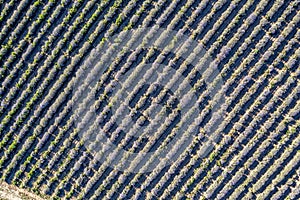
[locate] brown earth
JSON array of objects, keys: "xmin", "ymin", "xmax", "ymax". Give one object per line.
[{"xmin": 0, "ymin": 182, "xmax": 45, "ymax": 200}]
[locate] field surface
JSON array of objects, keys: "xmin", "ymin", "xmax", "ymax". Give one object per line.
[{"xmin": 0, "ymin": 0, "xmax": 299, "ymax": 199}]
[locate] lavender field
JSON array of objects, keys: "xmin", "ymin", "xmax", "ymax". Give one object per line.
[{"xmin": 0, "ymin": 0, "xmax": 299, "ymax": 199}]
